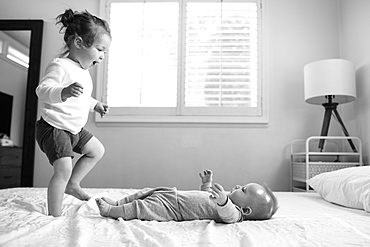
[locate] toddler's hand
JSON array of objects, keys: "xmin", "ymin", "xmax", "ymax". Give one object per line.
[
  {"xmin": 199, "ymin": 169, "xmax": 213, "ymax": 184},
  {"xmin": 94, "ymin": 102, "xmax": 109, "ymax": 117},
  {"xmin": 209, "ymin": 183, "xmax": 228, "ymax": 206},
  {"xmin": 61, "ymin": 82, "xmax": 84, "ymax": 101}
]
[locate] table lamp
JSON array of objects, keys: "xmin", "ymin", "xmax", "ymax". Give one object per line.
[{"xmin": 304, "ymin": 59, "xmax": 357, "ymax": 152}]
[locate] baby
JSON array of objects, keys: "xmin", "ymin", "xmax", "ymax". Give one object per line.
[{"xmin": 95, "ymin": 170, "xmax": 279, "ymax": 223}]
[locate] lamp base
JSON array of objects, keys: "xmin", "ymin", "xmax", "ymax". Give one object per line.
[{"xmin": 319, "ymin": 102, "xmax": 357, "ymax": 152}]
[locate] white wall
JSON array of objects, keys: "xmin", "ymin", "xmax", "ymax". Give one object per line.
[
  {"xmin": 0, "ymin": 0, "xmax": 347, "ymax": 191},
  {"xmin": 340, "ymin": 0, "xmax": 370, "ymax": 164}
]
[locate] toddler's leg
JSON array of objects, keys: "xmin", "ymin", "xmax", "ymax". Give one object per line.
[
  {"xmin": 48, "ymin": 157, "xmax": 73, "ymax": 217},
  {"xmin": 66, "ymin": 137, "xmax": 105, "ymax": 200},
  {"xmin": 95, "ymin": 198, "xmax": 125, "ymax": 219}
]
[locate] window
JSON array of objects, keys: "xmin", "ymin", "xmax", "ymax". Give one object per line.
[
  {"xmin": 7, "ymin": 45, "xmax": 29, "ymax": 68},
  {"xmin": 97, "ymin": 0, "xmax": 266, "ymax": 123},
  {"xmin": 0, "ymin": 31, "xmax": 29, "ymax": 69}
]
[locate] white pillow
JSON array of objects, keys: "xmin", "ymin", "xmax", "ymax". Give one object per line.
[{"xmin": 307, "ymin": 166, "xmax": 370, "ymax": 212}]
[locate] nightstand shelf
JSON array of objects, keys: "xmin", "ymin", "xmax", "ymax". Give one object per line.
[
  {"xmin": 0, "ymin": 146, "xmax": 22, "ymax": 189},
  {"xmin": 290, "ymin": 136, "xmax": 362, "ymax": 192}
]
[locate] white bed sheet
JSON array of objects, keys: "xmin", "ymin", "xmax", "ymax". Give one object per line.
[{"xmin": 0, "ymin": 188, "xmax": 369, "ymax": 247}]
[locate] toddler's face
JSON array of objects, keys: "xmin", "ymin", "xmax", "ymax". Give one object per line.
[
  {"xmin": 228, "ymin": 183, "xmax": 272, "ymax": 209},
  {"xmin": 78, "ymin": 33, "xmax": 111, "ymax": 69}
]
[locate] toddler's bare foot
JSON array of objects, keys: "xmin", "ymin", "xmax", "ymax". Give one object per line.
[
  {"xmin": 65, "ymin": 185, "xmax": 91, "ymax": 201},
  {"xmin": 95, "ymin": 198, "xmax": 111, "ymax": 217},
  {"xmin": 101, "ymin": 197, "xmax": 118, "ymax": 206}
]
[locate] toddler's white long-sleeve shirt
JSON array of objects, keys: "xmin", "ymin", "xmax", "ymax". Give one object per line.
[{"xmin": 36, "ymin": 58, "xmax": 98, "ymax": 134}]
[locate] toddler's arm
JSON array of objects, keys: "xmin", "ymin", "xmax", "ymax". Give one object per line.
[
  {"xmin": 94, "ymin": 102, "xmax": 109, "ymax": 117},
  {"xmin": 61, "ymin": 82, "xmax": 84, "ymax": 101},
  {"xmin": 36, "ymin": 62, "xmax": 66, "ymax": 103}
]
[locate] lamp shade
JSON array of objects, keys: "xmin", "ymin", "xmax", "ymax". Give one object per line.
[{"xmin": 304, "ymin": 59, "xmax": 356, "ymax": 105}]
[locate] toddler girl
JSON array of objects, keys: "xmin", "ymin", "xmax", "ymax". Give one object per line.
[{"xmin": 36, "ymin": 9, "xmax": 111, "ymax": 217}]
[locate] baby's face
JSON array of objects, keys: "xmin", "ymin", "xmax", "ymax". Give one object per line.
[{"xmin": 228, "ymin": 183, "xmax": 272, "ymax": 209}]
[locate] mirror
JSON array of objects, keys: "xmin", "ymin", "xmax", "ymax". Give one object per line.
[
  {"xmin": 0, "ymin": 30, "xmax": 30, "ymax": 148},
  {"xmin": 0, "ymin": 20, "xmax": 43, "ymax": 187}
]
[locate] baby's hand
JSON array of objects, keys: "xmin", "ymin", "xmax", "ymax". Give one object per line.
[
  {"xmin": 199, "ymin": 169, "xmax": 213, "ymax": 184},
  {"xmin": 94, "ymin": 102, "xmax": 109, "ymax": 117},
  {"xmin": 209, "ymin": 183, "xmax": 228, "ymax": 206},
  {"xmin": 61, "ymin": 82, "xmax": 84, "ymax": 101}
]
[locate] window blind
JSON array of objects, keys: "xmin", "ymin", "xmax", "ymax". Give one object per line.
[{"xmin": 185, "ymin": 1, "xmax": 258, "ymax": 108}]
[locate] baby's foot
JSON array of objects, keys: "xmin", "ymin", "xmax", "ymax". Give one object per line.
[
  {"xmin": 65, "ymin": 185, "xmax": 91, "ymax": 201},
  {"xmin": 102, "ymin": 197, "xmax": 118, "ymax": 206},
  {"xmin": 95, "ymin": 198, "xmax": 111, "ymax": 217}
]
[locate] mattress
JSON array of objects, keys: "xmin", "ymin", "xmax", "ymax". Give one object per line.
[{"xmin": 1, "ymin": 187, "xmax": 369, "ymax": 247}]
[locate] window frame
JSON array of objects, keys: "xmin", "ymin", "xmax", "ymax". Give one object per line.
[{"xmin": 96, "ymin": 0, "xmax": 268, "ymax": 124}]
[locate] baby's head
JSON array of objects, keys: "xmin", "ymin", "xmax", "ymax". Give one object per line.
[{"xmin": 228, "ymin": 182, "xmax": 278, "ymax": 220}]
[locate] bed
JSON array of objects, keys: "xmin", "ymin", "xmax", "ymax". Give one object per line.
[{"xmin": 1, "ymin": 167, "xmax": 370, "ymax": 247}]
